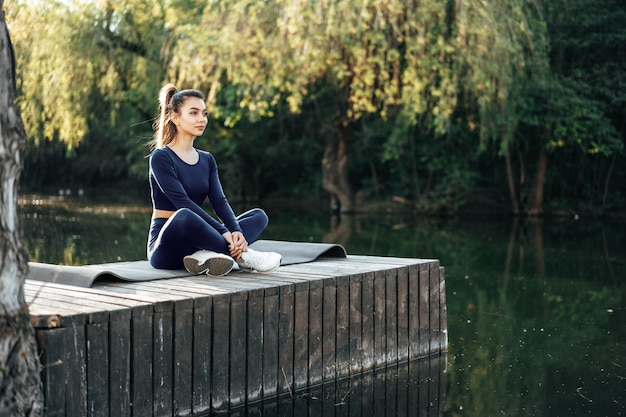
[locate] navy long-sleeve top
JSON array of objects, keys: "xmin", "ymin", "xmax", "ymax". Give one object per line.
[{"xmin": 149, "ymin": 146, "xmax": 241, "ymax": 235}]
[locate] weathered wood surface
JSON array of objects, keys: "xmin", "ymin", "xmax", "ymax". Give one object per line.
[{"xmin": 26, "ymin": 255, "xmax": 447, "ymax": 416}]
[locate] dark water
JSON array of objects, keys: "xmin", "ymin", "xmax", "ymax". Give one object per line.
[{"xmin": 19, "ymin": 196, "xmax": 626, "ymax": 416}]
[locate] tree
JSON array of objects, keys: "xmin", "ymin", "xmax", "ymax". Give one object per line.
[
  {"xmin": 173, "ymin": 0, "xmax": 457, "ymax": 213},
  {"xmin": 455, "ymin": 0, "xmax": 551, "ymax": 215},
  {"xmin": 8, "ymin": 0, "xmax": 172, "ymax": 190},
  {"xmin": 540, "ymin": 0, "xmax": 625, "ymax": 212},
  {"xmin": 0, "ymin": 1, "xmax": 44, "ymax": 415}
]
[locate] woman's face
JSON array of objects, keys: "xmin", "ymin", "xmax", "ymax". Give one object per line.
[{"xmin": 173, "ymin": 97, "xmax": 208, "ymax": 138}]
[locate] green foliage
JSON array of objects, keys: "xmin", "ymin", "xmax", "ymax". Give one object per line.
[
  {"xmin": 456, "ymin": 0, "xmax": 550, "ymax": 152},
  {"xmin": 6, "ymin": 0, "xmax": 626, "ymax": 214},
  {"xmin": 171, "ymin": 0, "xmax": 458, "ymax": 136}
]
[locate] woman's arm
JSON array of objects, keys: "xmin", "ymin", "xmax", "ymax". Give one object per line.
[{"xmin": 205, "ymin": 152, "xmax": 242, "ymax": 233}]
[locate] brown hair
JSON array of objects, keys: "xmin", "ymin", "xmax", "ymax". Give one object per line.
[{"xmin": 152, "ymin": 83, "xmax": 206, "ymax": 149}]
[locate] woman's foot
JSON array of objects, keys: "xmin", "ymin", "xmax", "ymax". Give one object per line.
[
  {"xmin": 237, "ymin": 248, "xmax": 281, "ymax": 273},
  {"xmin": 184, "ymin": 250, "xmax": 234, "ymax": 277}
]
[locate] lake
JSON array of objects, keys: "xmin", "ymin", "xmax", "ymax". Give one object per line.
[{"xmin": 18, "ymin": 196, "xmax": 626, "ymax": 416}]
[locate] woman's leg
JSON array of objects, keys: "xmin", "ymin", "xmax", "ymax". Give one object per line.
[
  {"xmin": 148, "ymin": 207, "xmax": 270, "ymax": 270},
  {"xmin": 237, "ymin": 208, "xmax": 269, "ymax": 244},
  {"xmin": 148, "ymin": 208, "xmax": 229, "ymax": 269}
]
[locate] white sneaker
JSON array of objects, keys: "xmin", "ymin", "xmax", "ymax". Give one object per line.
[
  {"xmin": 237, "ymin": 248, "xmax": 281, "ymax": 273},
  {"xmin": 184, "ymin": 250, "xmax": 234, "ymax": 277}
]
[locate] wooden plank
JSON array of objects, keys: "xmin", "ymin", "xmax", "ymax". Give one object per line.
[
  {"xmin": 396, "ymin": 265, "xmax": 410, "ymax": 363},
  {"xmin": 408, "ymin": 264, "xmax": 420, "ymax": 361},
  {"xmin": 64, "ymin": 316, "xmax": 87, "ymax": 417},
  {"xmin": 93, "ymin": 282, "xmax": 187, "ymax": 309},
  {"xmin": 109, "ymin": 309, "xmax": 131, "ymax": 417},
  {"xmin": 211, "ymin": 293, "xmax": 231, "ymax": 411},
  {"xmin": 385, "ymin": 269, "xmax": 398, "ymax": 364},
  {"xmin": 262, "ymin": 286, "xmax": 279, "ymax": 398},
  {"xmin": 172, "ymin": 301, "xmax": 193, "ymax": 416},
  {"xmin": 26, "ymin": 280, "xmax": 152, "ymax": 310},
  {"xmin": 321, "ymin": 276, "xmax": 337, "ymax": 382},
  {"xmin": 439, "ymin": 267, "xmax": 448, "ymax": 352},
  {"xmin": 429, "ymin": 266, "xmax": 441, "ymax": 355},
  {"xmin": 86, "ymin": 321, "xmax": 109, "ymax": 417},
  {"xmin": 361, "ymin": 271, "xmax": 375, "ymax": 373},
  {"xmin": 25, "ymin": 290, "xmax": 114, "ymax": 323},
  {"xmin": 277, "ymin": 282, "xmax": 295, "ymax": 395},
  {"xmin": 191, "ymin": 297, "xmax": 212, "ymax": 415},
  {"xmin": 335, "ymin": 275, "xmax": 350, "ymax": 378},
  {"xmin": 373, "ymin": 270, "xmax": 386, "ymax": 368},
  {"xmin": 307, "ymin": 281, "xmax": 323, "ymax": 386},
  {"xmin": 246, "ymin": 289, "xmax": 264, "ymax": 403},
  {"xmin": 130, "ymin": 304, "xmax": 153, "ymax": 417},
  {"xmin": 418, "ymin": 268, "xmax": 431, "ymax": 358},
  {"xmin": 349, "ymin": 273, "xmax": 362, "ymax": 375},
  {"xmin": 153, "ymin": 306, "xmax": 174, "ymax": 417},
  {"xmin": 37, "ymin": 329, "xmax": 66, "ymax": 417},
  {"xmin": 293, "ymin": 282, "xmax": 309, "ymax": 390},
  {"xmin": 29, "ymin": 301, "xmax": 82, "ymax": 329},
  {"xmin": 229, "ymin": 293, "xmax": 248, "ymax": 407}
]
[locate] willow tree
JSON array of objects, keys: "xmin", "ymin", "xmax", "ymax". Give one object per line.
[
  {"xmin": 455, "ymin": 0, "xmax": 551, "ymax": 215},
  {"xmin": 8, "ymin": 0, "xmax": 172, "ymax": 183},
  {"xmin": 172, "ymin": 0, "xmax": 457, "ymax": 213},
  {"xmin": 0, "ymin": 1, "xmax": 44, "ymax": 415}
]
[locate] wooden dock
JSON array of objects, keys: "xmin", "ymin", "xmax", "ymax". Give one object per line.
[{"xmin": 26, "ymin": 255, "xmax": 447, "ymax": 416}]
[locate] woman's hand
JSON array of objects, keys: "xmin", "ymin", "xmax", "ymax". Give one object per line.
[{"xmin": 223, "ymin": 231, "xmax": 248, "ymax": 260}]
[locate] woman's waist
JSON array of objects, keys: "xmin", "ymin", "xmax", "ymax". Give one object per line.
[{"xmin": 152, "ymin": 208, "xmax": 176, "ymax": 219}]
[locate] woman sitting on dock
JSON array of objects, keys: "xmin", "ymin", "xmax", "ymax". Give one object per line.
[{"xmin": 147, "ymin": 83, "xmax": 281, "ymax": 276}]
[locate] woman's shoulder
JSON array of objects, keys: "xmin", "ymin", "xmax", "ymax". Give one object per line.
[
  {"xmin": 196, "ymin": 148, "xmax": 217, "ymax": 164},
  {"xmin": 149, "ymin": 147, "xmax": 173, "ymax": 165},
  {"xmin": 150, "ymin": 147, "xmax": 170, "ymax": 158}
]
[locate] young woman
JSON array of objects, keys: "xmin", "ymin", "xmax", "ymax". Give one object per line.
[{"xmin": 147, "ymin": 83, "xmax": 281, "ymax": 276}]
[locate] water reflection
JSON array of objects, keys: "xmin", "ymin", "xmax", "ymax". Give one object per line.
[
  {"xmin": 18, "ymin": 196, "xmax": 151, "ymax": 265},
  {"xmin": 18, "ymin": 197, "xmax": 626, "ymax": 417},
  {"xmin": 219, "ymin": 354, "xmax": 447, "ymax": 417}
]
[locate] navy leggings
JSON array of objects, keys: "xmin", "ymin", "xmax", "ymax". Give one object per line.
[{"xmin": 147, "ymin": 207, "xmax": 268, "ymax": 270}]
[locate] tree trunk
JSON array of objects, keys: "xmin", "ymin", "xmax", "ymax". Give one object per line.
[
  {"xmin": 527, "ymin": 148, "xmax": 548, "ymax": 216},
  {"xmin": 0, "ymin": 4, "xmax": 45, "ymax": 416},
  {"xmin": 321, "ymin": 122, "xmax": 353, "ymax": 213},
  {"xmin": 504, "ymin": 147, "xmax": 521, "ymax": 215}
]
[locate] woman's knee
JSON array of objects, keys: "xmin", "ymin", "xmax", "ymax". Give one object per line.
[
  {"xmin": 171, "ymin": 207, "xmax": 195, "ymax": 221},
  {"xmin": 246, "ymin": 208, "xmax": 269, "ymax": 227}
]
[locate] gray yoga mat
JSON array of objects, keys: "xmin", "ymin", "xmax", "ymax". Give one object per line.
[{"xmin": 26, "ymin": 240, "xmax": 347, "ymax": 288}]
